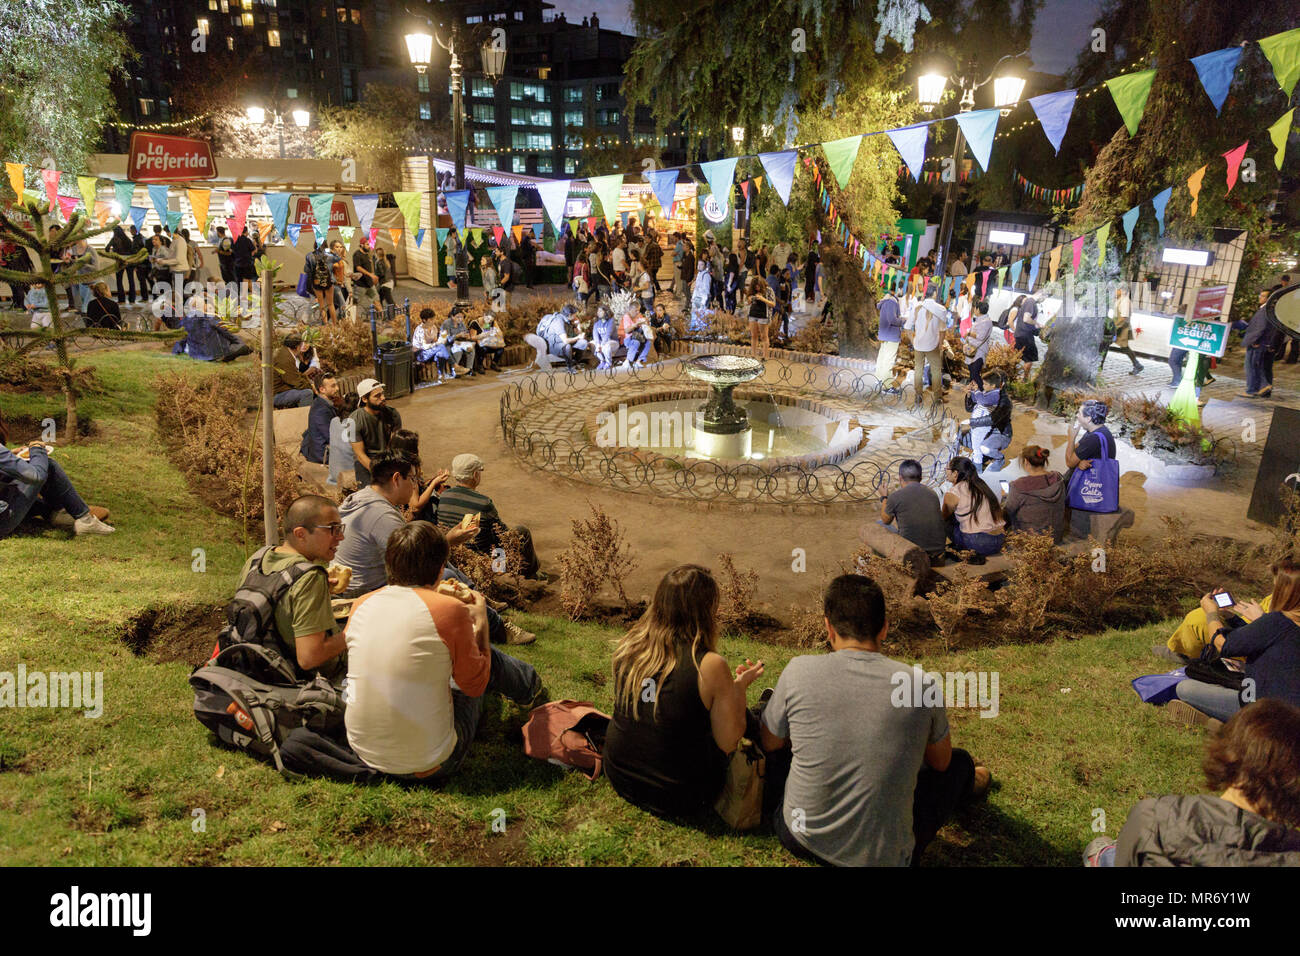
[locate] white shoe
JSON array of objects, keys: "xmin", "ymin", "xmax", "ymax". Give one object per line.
[{"xmin": 74, "ymin": 513, "xmax": 115, "ymax": 535}]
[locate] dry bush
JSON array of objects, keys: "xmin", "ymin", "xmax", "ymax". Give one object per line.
[
  {"xmin": 299, "ymin": 319, "xmax": 376, "ymax": 373},
  {"xmin": 448, "ymin": 527, "xmax": 525, "ymax": 602},
  {"xmin": 924, "ymin": 566, "xmax": 999, "ymax": 651},
  {"xmin": 983, "ymin": 342, "xmax": 1027, "ymax": 382},
  {"xmin": 557, "ymin": 504, "xmax": 638, "ymax": 620},
  {"xmin": 995, "ymin": 531, "xmax": 1071, "ymax": 643},
  {"xmin": 153, "ymin": 368, "xmax": 306, "ymax": 539},
  {"xmin": 1050, "ymin": 387, "xmax": 1231, "ymax": 467},
  {"xmin": 789, "ymin": 321, "xmax": 834, "ymax": 354},
  {"xmin": 715, "ymin": 552, "xmax": 760, "ymax": 636}
]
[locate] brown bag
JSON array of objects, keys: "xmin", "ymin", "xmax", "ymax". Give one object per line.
[
  {"xmin": 522, "ymin": 699, "xmax": 610, "ymax": 781},
  {"xmin": 714, "ymin": 738, "xmax": 766, "ymax": 830}
]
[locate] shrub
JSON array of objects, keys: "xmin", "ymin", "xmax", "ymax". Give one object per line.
[
  {"xmin": 448, "ymin": 527, "xmax": 526, "ymax": 603},
  {"xmin": 557, "ymin": 504, "xmax": 638, "ymax": 620},
  {"xmin": 983, "ymin": 342, "xmax": 1027, "ymax": 383},
  {"xmin": 298, "ymin": 319, "xmax": 378, "ymax": 373},
  {"xmin": 715, "ymin": 553, "xmax": 760, "ymax": 636},
  {"xmin": 924, "ymin": 565, "xmax": 999, "ymax": 651},
  {"xmin": 788, "ymin": 321, "xmax": 835, "ymax": 354}
]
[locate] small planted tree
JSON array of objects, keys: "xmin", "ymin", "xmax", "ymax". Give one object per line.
[{"xmin": 0, "ymin": 197, "xmax": 180, "ymax": 439}]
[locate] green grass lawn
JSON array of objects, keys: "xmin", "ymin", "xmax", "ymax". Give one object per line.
[{"xmin": 0, "ymin": 350, "xmax": 1209, "ymax": 866}]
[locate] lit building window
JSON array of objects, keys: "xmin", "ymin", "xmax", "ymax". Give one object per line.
[
  {"xmin": 472, "ymin": 104, "xmax": 494, "ymax": 123},
  {"xmin": 473, "ymin": 130, "xmax": 496, "ymax": 148},
  {"xmin": 220, "ymin": 0, "xmax": 228, "ymax": 11},
  {"xmin": 564, "ymin": 158, "xmax": 576, "ymax": 173},
  {"xmin": 419, "ymin": 103, "xmax": 431, "ymax": 120},
  {"xmin": 241, "ymin": 12, "xmax": 253, "ymax": 27},
  {"xmin": 417, "ymin": 74, "xmax": 429, "ymax": 92},
  {"xmin": 351, "ymin": 9, "xmax": 361, "ymax": 24},
  {"xmin": 196, "ymin": 18, "xmax": 209, "ymax": 34},
  {"xmin": 512, "ymin": 156, "xmax": 526, "ymax": 172},
  {"xmin": 208, "ymin": 0, "xmax": 217, "ymax": 9},
  {"xmin": 226, "ymin": 36, "xmax": 234, "ymax": 49},
  {"xmin": 267, "ymin": 29, "xmax": 280, "ymax": 46},
  {"xmin": 138, "ymin": 98, "xmax": 154, "ymax": 116}
]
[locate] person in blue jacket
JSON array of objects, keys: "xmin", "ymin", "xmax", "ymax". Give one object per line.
[
  {"xmin": 875, "ymin": 286, "xmax": 904, "ymax": 392},
  {"xmin": 0, "ymin": 416, "xmax": 114, "ymax": 537}
]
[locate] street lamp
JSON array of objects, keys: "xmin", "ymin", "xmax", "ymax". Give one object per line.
[
  {"xmin": 246, "ymin": 104, "xmax": 310, "ymax": 159},
  {"xmin": 916, "ymin": 51, "xmax": 1028, "ymax": 278},
  {"xmin": 730, "ymin": 126, "xmax": 751, "ymax": 244}
]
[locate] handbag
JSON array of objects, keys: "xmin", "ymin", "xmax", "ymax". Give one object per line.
[
  {"xmin": 1067, "ymin": 431, "xmax": 1119, "ymax": 513},
  {"xmin": 714, "ymin": 738, "xmax": 765, "ymax": 830},
  {"xmin": 1131, "ymin": 667, "xmax": 1186, "ymax": 704},
  {"xmin": 296, "ymin": 272, "xmax": 310, "ymax": 297}
]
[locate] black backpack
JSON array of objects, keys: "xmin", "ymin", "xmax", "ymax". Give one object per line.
[{"xmin": 309, "ymin": 252, "xmax": 332, "ymax": 289}]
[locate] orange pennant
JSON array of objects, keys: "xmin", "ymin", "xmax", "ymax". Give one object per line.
[
  {"xmin": 389, "ymin": 228, "xmax": 403, "ymax": 246},
  {"xmin": 512, "ymin": 224, "xmax": 523, "ymax": 242},
  {"xmin": 1187, "ymin": 165, "xmax": 1207, "ymax": 217},
  {"xmin": 258, "ymin": 221, "xmax": 274, "ymax": 243},
  {"xmin": 1048, "ymin": 245, "xmax": 1062, "ymax": 283}
]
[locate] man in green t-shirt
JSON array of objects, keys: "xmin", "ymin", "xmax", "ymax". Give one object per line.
[
  {"xmin": 348, "ymin": 378, "xmax": 402, "ymax": 486},
  {"xmin": 235, "ymin": 494, "xmax": 348, "ymax": 682}
]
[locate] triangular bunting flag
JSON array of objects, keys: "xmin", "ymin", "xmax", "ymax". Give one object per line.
[
  {"xmin": 535, "ymin": 178, "xmax": 571, "ymax": 233},
  {"xmin": 187, "ymin": 188, "xmax": 211, "ymax": 233},
  {"xmin": 1187, "ymin": 165, "xmax": 1207, "ymax": 216},
  {"xmin": 5, "ymin": 162, "xmax": 24, "ymax": 200},
  {"xmin": 1071, "ymin": 236, "xmax": 1085, "ymax": 274},
  {"xmin": 263, "ymin": 192, "xmax": 291, "ymax": 234},
  {"xmin": 468, "ymin": 227, "xmax": 482, "ymax": 246},
  {"xmin": 313, "ymin": 225, "xmax": 328, "ymax": 246},
  {"xmin": 166, "ymin": 210, "xmax": 182, "ymax": 232},
  {"xmin": 1191, "ymin": 46, "xmax": 1244, "ymax": 114},
  {"xmin": 1028, "ymin": 254, "xmax": 1041, "ymax": 291},
  {"xmin": 567, "ymin": 219, "xmax": 580, "ymax": 236},
  {"xmin": 821, "ymin": 135, "xmax": 863, "ymax": 190},
  {"xmin": 1269, "ymin": 109, "xmax": 1296, "ymax": 169},
  {"xmin": 1152, "ymin": 187, "xmax": 1172, "ymax": 236},
  {"xmin": 339, "ymin": 225, "xmax": 356, "ymax": 244},
  {"xmin": 1048, "ymin": 246, "xmax": 1061, "ymax": 283},
  {"xmin": 41, "ymin": 168, "xmax": 61, "ymax": 209},
  {"xmin": 1224, "ymin": 141, "xmax": 1249, "ymax": 192},
  {"xmin": 58, "ymin": 195, "xmax": 81, "ymax": 221},
  {"xmin": 1105, "ymin": 69, "xmax": 1157, "ymax": 137},
  {"xmin": 1009, "ymin": 260, "xmax": 1023, "ymax": 288},
  {"xmin": 353, "ymin": 194, "xmax": 379, "ymax": 234},
  {"xmin": 492, "ymin": 225, "xmax": 504, "ymax": 244},
  {"xmin": 415, "ymin": 228, "xmax": 426, "ymax": 248},
  {"xmin": 886, "ymin": 124, "xmax": 929, "ymax": 181},
  {"xmin": 258, "ymin": 221, "xmax": 274, "ymax": 244},
  {"xmin": 147, "ymin": 183, "xmax": 169, "ymax": 224},
  {"xmin": 307, "ymin": 192, "xmax": 334, "ymax": 232},
  {"xmin": 586, "ymin": 217, "xmax": 598, "ymax": 233},
  {"xmin": 443, "ymin": 189, "xmax": 470, "ymax": 232},
  {"xmin": 129, "ymin": 206, "xmax": 146, "ymax": 230},
  {"xmin": 228, "ymin": 192, "xmax": 253, "ymax": 238},
  {"xmin": 699, "ymin": 158, "xmax": 738, "ymax": 214},
  {"xmin": 996, "ymin": 266, "xmax": 1008, "ymax": 288},
  {"xmin": 76, "ymin": 175, "xmax": 99, "ymax": 215},
  {"xmin": 436, "ymin": 227, "xmax": 449, "ymax": 248},
  {"xmin": 955, "ymin": 110, "xmax": 1000, "ymax": 173},
  {"xmin": 512, "ymin": 224, "xmax": 523, "ymax": 242},
  {"xmin": 112, "ymin": 180, "xmax": 135, "ymax": 218},
  {"xmin": 286, "ymin": 223, "xmax": 303, "ymax": 245},
  {"xmin": 1258, "ymin": 27, "xmax": 1300, "ymax": 98},
  {"xmin": 1121, "ymin": 205, "xmax": 1141, "ymax": 247},
  {"xmin": 1028, "ymin": 90, "xmax": 1077, "ymax": 155},
  {"xmin": 393, "ymin": 191, "xmax": 422, "ymax": 235},
  {"xmin": 1096, "ymin": 223, "xmax": 1111, "ymax": 263},
  {"xmin": 94, "ymin": 201, "xmax": 112, "ymax": 227},
  {"xmin": 643, "ymin": 169, "xmax": 678, "ymax": 217},
  {"xmin": 484, "ymin": 184, "xmax": 518, "ymax": 232},
  {"xmin": 588, "ymin": 174, "xmax": 623, "ymax": 223},
  {"xmin": 389, "ymin": 228, "xmax": 403, "ymax": 246}
]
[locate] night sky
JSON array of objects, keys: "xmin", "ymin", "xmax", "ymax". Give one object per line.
[{"xmin": 547, "ymin": 0, "xmax": 1105, "ymax": 77}]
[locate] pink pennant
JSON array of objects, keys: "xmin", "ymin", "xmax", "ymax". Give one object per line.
[
  {"xmin": 1071, "ymin": 235, "xmax": 1085, "ymax": 273},
  {"xmin": 226, "ymin": 192, "xmax": 253, "ymax": 238},
  {"xmin": 56, "ymin": 195, "xmax": 80, "ymax": 221},
  {"xmin": 41, "ymin": 168, "xmax": 60, "ymax": 209},
  {"xmin": 1223, "ymin": 141, "xmax": 1248, "ymax": 193},
  {"xmin": 368, "ymin": 227, "xmax": 380, "ymax": 248},
  {"xmin": 492, "ymin": 225, "xmax": 504, "ymax": 244},
  {"xmin": 586, "ymin": 217, "xmax": 597, "ymax": 233}
]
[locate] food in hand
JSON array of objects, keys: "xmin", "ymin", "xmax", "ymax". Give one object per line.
[
  {"xmin": 326, "ymin": 564, "xmax": 352, "ymax": 595},
  {"xmin": 436, "ymin": 578, "xmax": 476, "ymax": 604},
  {"xmin": 458, "ymin": 512, "xmax": 481, "ymax": 530}
]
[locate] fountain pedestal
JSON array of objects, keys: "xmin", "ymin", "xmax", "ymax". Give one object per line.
[{"xmin": 685, "ymin": 355, "xmax": 765, "ymax": 458}]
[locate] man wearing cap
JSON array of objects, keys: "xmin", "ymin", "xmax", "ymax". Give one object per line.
[
  {"xmin": 436, "ymin": 453, "xmax": 544, "ymax": 580},
  {"xmin": 348, "ymin": 379, "xmax": 402, "ymax": 486}
]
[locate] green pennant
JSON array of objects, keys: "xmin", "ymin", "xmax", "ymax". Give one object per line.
[
  {"xmin": 1259, "ymin": 27, "xmax": 1300, "ymax": 98},
  {"xmin": 1096, "ymin": 222, "xmax": 1111, "ymax": 264},
  {"xmin": 393, "ymin": 191, "xmax": 422, "ymax": 235},
  {"xmin": 588, "ymin": 174, "xmax": 623, "ymax": 223},
  {"xmin": 822, "ymin": 135, "xmax": 863, "ymax": 190},
  {"xmin": 1105, "ymin": 69, "xmax": 1157, "ymax": 137},
  {"xmin": 469, "ymin": 227, "xmax": 483, "ymax": 246},
  {"xmin": 338, "ymin": 226, "xmax": 356, "ymax": 244},
  {"xmin": 568, "ymin": 218, "xmax": 580, "ymax": 235},
  {"xmin": 1269, "ymin": 108, "xmax": 1296, "ymax": 169}
]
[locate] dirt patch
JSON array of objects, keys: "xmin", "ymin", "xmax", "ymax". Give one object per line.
[
  {"xmin": 120, "ymin": 603, "xmax": 226, "ymax": 665},
  {"xmin": 344, "ymin": 813, "xmax": 532, "ymax": 865},
  {"xmin": 1, "ymin": 413, "xmax": 97, "ymax": 443}
]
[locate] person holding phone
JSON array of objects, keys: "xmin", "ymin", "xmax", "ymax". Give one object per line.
[{"xmin": 1166, "ymin": 554, "xmax": 1300, "ymax": 727}]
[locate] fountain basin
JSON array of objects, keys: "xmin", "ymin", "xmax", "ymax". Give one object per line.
[{"xmin": 684, "ymin": 355, "xmax": 765, "ymax": 457}]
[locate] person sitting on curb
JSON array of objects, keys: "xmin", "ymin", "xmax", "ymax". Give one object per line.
[
  {"xmin": 300, "ymin": 373, "xmax": 342, "ymax": 466},
  {"xmin": 343, "ymin": 521, "xmax": 546, "ymax": 782},
  {"xmin": 272, "ymin": 334, "xmax": 317, "ymax": 409},
  {"xmin": 441, "ymin": 307, "xmax": 478, "ymax": 377},
  {"xmin": 435, "ymin": 453, "xmax": 545, "ymax": 581},
  {"xmin": 878, "ymin": 459, "xmax": 947, "ymax": 565},
  {"xmin": 941, "ymin": 456, "xmax": 1005, "ymax": 561},
  {"xmin": 0, "ymin": 417, "xmax": 114, "ymax": 537},
  {"xmin": 412, "ymin": 308, "xmax": 455, "ymax": 384},
  {"xmin": 333, "ymin": 452, "xmax": 535, "ymax": 645},
  {"xmin": 1085, "ymin": 700, "xmax": 1300, "ymax": 866},
  {"xmin": 472, "ymin": 314, "xmax": 505, "ymax": 372},
  {"xmin": 537, "ymin": 304, "xmax": 589, "ymax": 372},
  {"xmin": 1003, "ymin": 445, "xmax": 1066, "ymax": 542},
  {"xmin": 348, "ymin": 378, "xmax": 401, "ymax": 487},
  {"xmin": 760, "ymin": 574, "xmax": 991, "ymax": 866}
]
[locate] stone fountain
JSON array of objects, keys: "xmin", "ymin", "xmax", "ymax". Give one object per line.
[{"xmin": 685, "ymin": 354, "xmax": 765, "ymax": 458}]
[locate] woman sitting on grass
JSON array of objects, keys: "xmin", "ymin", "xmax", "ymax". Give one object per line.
[
  {"xmin": 941, "ymin": 456, "xmax": 1005, "ymax": 562},
  {"xmin": 1086, "ymin": 700, "xmax": 1300, "ymax": 866},
  {"xmin": 604, "ymin": 565, "xmax": 765, "ymax": 821},
  {"xmin": 1166, "ymin": 554, "xmax": 1300, "ymax": 728}
]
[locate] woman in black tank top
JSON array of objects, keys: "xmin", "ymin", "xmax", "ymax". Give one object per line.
[
  {"xmin": 746, "ymin": 276, "xmax": 776, "ymax": 360},
  {"xmin": 604, "ymin": 565, "xmax": 767, "ymax": 820}
]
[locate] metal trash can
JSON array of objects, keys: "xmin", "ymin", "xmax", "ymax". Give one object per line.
[{"xmin": 375, "ymin": 341, "xmax": 414, "ymax": 399}]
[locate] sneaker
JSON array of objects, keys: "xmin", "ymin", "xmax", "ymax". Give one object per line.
[
  {"xmin": 1237, "ymin": 391, "xmax": 1259, "ymax": 398},
  {"xmin": 1083, "ymin": 835, "xmax": 1116, "ymax": 867},
  {"xmin": 485, "ymin": 595, "xmax": 508, "ymax": 611},
  {"xmin": 970, "ymin": 763, "xmax": 993, "ymax": 800},
  {"xmin": 1128, "ymin": 366, "xmax": 1143, "ymax": 375},
  {"xmin": 966, "ymin": 553, "xmax": 987, "ymax": 565},
  {"xmin": 73, "ymin": 513, "xmax": 115, "ymax": 535},
  {"xmin": 1162, "ymin": 699, "xmax": 1224, "ymax": 732},
  {"xmin": 503, "ymin": 620, "xmax": 536, "ymax": 645}
]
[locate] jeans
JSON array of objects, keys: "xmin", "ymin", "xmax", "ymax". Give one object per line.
[
  {"xmin": 1174, "ymin": 679, "xmax": 1242, "ymax": 722},
  {"xmin": 770, "ymin": 747, "xmax": 976, "ymax": 866},
  {"xmin": 416, "ymin": 345, "xmax": 453, "ymax": 375},
  {"xmin": 951, "ymin": 526, "xmax": 1005, "ymax": 556},
  {"xmin": 1168, "ymin": 348, "xmax": 1187, "ymax": 386},
  {"xmin": 1245, "ymin": 347, "xmax": 1267, "ymax": 394},
  {"xmin": 273, "ymin": 388, "xmax": 314, "ymax": 409},
  {"xmin": 966, "ymin": 356, "xmax": 984, "ymax": 390},
  {"xmin": 624, "ymin": 337, "xmax": 650, "ymax": 365},
  {"xmin": 0, "ymin": 457, "xmax": 90, "ymax": 537}
]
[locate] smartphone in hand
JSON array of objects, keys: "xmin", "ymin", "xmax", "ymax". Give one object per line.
[{"xmin": 1214, "ymin": 591, "xmax": 1235, "ymax": 609}]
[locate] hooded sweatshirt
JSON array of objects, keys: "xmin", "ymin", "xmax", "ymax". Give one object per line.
[
  {"xmin": 1004, "ymin": 472, "xmax": 1066, "ymax": 541},
  {"xmin": 334, "ymin": 487, "xmax": 406, "ymax": 597},
  {"xmin": 1117, "ymin": 795, "xmax": 1300, "ymax": 867}
]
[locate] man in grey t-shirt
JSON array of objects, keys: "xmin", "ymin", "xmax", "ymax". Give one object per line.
[
  {"xmin": 880, "ymin": 459, "xmax": 947, "ymax": 558},
  {"xmin": 760, "ymin": 574, "xmax": 989, "ymax": 866}
]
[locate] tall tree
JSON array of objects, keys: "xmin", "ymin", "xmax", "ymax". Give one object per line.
[
  {"xmin": 315, "ymin": 84, "xmax": 452, "ymax": 192},
  {"xmin": 0, "ymin": 0, "xmax": 133, "ymax": 172}
]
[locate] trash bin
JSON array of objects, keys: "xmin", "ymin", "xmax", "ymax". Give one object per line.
[{"xmin": 375, "ymin": 341, "xmax": 414, "ymax": 399}]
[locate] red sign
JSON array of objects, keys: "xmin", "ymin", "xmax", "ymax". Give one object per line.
[
  {"xmin": 292, "ymin": 197, "xmax": 352, "ymax": 227},
  {"xmin": 126, "ymin": 132, "xmax": 217, "ymax": 182},
  {"xmin": 1191, "ymin": 284, "xmax": 1228, "ymax": 321}
]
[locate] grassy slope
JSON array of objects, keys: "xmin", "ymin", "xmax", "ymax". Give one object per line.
[{"xmin": 0, "ymin": 352, "xmax": 1207, "ymax": 866}]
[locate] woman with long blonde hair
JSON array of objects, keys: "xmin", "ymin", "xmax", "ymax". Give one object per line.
[{"xmin": 604, "ymin": 565, "xmax": 765, "ymax": 819}]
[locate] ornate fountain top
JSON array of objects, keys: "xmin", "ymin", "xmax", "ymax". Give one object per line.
[{"xmin": 685, "ymin": 354, "xmax": 765, "ymax": 386}]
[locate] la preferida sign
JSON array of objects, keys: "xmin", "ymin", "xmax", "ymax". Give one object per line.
[{"xmin": 126, "ymin": 132, "xmax": 217, "ymax": 183}]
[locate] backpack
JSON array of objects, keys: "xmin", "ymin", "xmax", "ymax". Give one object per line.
[
  {"xmin": 989, "ymin": 389, "xmax": 1013, "ymax": 434},
  {"xmin": 522, "ymin": 700, "xmax": 610, "ymax": 780},
  {"xmin": 216, "ymin": 545, "xmax": 328, "ymax": 683},
  {"xmin": 309, "ymin": 252, "xmax": 332, "ymax": 290}
]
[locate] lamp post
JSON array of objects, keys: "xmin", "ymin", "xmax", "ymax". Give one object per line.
[
  {"xmin": 917, "ymin": 53, "xmax": 1026, "ymax": 279},
  {"xmin": 246, "ymin": 104, "xmax": 311, "ymax": 159},
  {"xmin": 731, "ymin": 126, "xmax": 751, "ymax": 245}
]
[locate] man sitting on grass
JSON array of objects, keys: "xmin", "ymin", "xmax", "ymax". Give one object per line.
[
  {"xmin": 435, "ymin": 453, "xmax": 544, "ymax": 580},
  {"xmin": 344, "ymin": 521, "xmax": 546, "ymax": 781},
  {"xmin": 334, "ymin": 453, "xmax": 535, "ymax": 645},
  {"xmin": 759, "ymin": 574, "xmax": 991, "ymax": 866}
]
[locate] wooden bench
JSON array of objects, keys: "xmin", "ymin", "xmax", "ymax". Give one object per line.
[{"xmin": 858, "ymin": 508, "xmax": 1137, "ymax": 589}]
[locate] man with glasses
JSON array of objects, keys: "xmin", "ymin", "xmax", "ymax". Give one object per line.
[{"xmin": 232, "ymin": 494, "xmax": 348, "ymax": 681}]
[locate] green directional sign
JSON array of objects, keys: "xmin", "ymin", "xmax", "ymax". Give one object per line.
[{"xmin": 1168, "ymin": 315, "xmax": 1229, "ymax": 357}]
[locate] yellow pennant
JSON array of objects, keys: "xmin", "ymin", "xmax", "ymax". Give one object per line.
[
  {"xmin": 6, "ymin": 162, "xmax": 25, "ymax": 200},
  {"xmin": 1186, "ymin": 165, "xmax": 1207, "ymax": 217},
  {"xmin": 1048, "ymin": 245, "xmax": 1062, "ymax": 283},
  {"xmin": 187, "ymin": 188, "xmax": 212, "ymax": 233}
]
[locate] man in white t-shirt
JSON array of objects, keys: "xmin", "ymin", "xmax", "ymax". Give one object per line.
[
  {"xmin": 343, "ymin": 521, "xmax": 545, "ymax": 780},
  {"xmin": 904, "ymin": 289, "xmax": 948, "ymax": 402}
]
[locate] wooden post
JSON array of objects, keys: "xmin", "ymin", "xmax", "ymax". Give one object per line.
[{"xmin": 261, "ymin": 268, "xmax": 278, "ymax": 546}]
